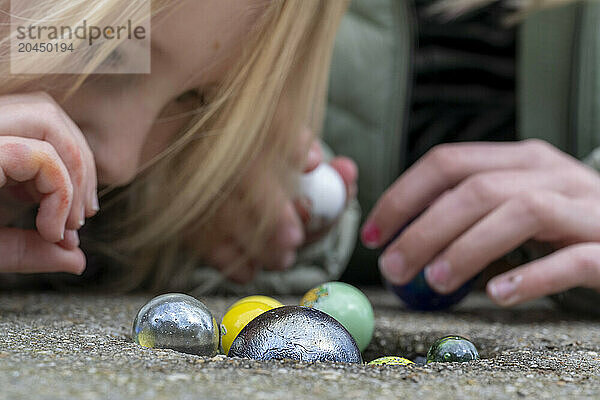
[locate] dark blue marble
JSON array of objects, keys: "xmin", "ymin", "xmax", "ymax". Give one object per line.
[
  {"xmin": 384, "ymin": 220, "xmax": 476, "ymax": 311},
  {"xmin": 387, "ymin": 271, "xmax": 474, "ymax": 311}
]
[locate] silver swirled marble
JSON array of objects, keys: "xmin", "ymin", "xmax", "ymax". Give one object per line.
[
  {"xmin": 132, "ymin": 293, "xmax": 219, "ymax": 356},
  {"xmin": 228, "ymin": 305, "xmax": 362, "ymax": 364}
]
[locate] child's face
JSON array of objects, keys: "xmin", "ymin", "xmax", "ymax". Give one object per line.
[{"xmin": 59, "ymin": 0, "xmax": 267, "ymax": 186}]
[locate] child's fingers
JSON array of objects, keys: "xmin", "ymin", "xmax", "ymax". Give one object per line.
[
  {"xmin": 241, "ymin": 173, "xmax": 304, "ymax": 270},
  {"xmin": 290, "ymin": 126, "xmax": 320, "ymax": 173},
  {"xmin": 329, "ymin": 156, "xmax": 358, "ymax": 201},
  {"xmin": 58, "ymin": 230, "xmax": 80, "ymax": 250},
  {"xmin": 200, "ymin": 170, "xmax": 303, "ymax": 276},
  {"xmin": 379, "ymin": 170, "xmax": 563, "ymax": 286},
  {"xmin": 0, "ymin": 93, "xmax": 98, "ymax": 227},
  {"xmin": 206, "ymin": 241, "xmax": 239, "ymax": 272},
  {"xmin": 304, "ymin": 141, "xmax": 323, "ymax": 173},
  {"xmin": 60, "ymin": 103, "xmax": 99, "ymax": 218},
  {"xmin": 486, "ymin": 243, "xmax": 600, "ymax": 306},
  {"xmin": 216, "ymin": 193, "xmax": 301, "ymax": 270},
  {"xmin": 263, "ymin": 200, "xmax": 302, "ymax": 270},
  {"xmin": 228, "ymin": 261, "xmax": 260, "ymax": 284},
  {"xmin": 275, "ymin": 200, "xmax": 304, "ymax": 248},
  {"xmin": 361, "ymin": 140, "xmax": 561, "ymax": 249},
  {"xmin": 431, "ymin": 191, "xmax": 598, "ymax": 296},
  {"xmin": 424, "ymin": 191, "xmax": 563, "ymax": 294},
  {"xmin": 0, "ymin": 137, "xmax": 73, "ymax": 243},
  {"xmin": 208, "ymin": 242, "xmax": 259, "ymax": 284},
  {"xmin": 0, "ymin": 228, "xmax": 85, "ymax": 274}
]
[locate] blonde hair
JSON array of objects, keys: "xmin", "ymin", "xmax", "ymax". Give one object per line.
[
  {"xmin": 122, "ymin": 0, "xmax": 349, "ymax": 291},
  {"xmin": 1, "ymin": 0, "xmax": 348, "ymax": 291}
]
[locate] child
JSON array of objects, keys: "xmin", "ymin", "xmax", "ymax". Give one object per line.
[{"xmin": 0, "ymin": 0, "xmax": 358, "ymax": 292}]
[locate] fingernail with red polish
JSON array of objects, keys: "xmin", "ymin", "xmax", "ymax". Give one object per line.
[
  {"xmin": 424, "ymin": 259, "xmax": 451, "ymax": 292},
  {"xmin": 361, "ymin": 221, "xmax": 381, "ymax": 248},
  {"xmin": 378, "ymin": 251, "xmax": 407, "ymax": 284}
]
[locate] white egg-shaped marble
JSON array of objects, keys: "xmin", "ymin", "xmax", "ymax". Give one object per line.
[{"xmin": 298, "ymin": 163, "xmax": 346, "ymax": 232}]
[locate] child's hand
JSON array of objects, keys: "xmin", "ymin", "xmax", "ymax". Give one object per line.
[
  {"xmin": 299, "ymin": 141, "xmax": 358, "ymax": 244},
  {"xmin": 361, "ymin": 140, "xmax": 600, "ymax": 306},
  {"xmin": 193, "ymin": 138, "xmax": 357, "ymax": 284},
  {"xmin": 0, "ymin": 92, "xmax": 98, "ymax": 274}
]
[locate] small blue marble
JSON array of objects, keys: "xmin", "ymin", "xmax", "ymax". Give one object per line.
[
  {"xmin": 384, "ymin": 220, "xmax": 476, "ymax": 311},
  {"xmin": 387, "ymin": 271, "xmax": 475, "ymax": 311}
]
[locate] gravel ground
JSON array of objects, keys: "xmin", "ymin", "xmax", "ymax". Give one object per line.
[{"xmin": 0, "ymin": 289, "xmax": 599, "ymax": 399}]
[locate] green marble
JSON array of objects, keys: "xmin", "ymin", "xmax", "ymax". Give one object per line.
[
  {"xmin": 301, "ymin": 282, "xmax": 374, "ymax": 351},
  {"xmin": 427, "ymin": 335, "xmax": 479, "ymax": 363}
]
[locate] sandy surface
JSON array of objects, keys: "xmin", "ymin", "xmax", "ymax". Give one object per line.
[{"xmin": 1, "ymin": 289, "xmax": 599, "ymax": 399}]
